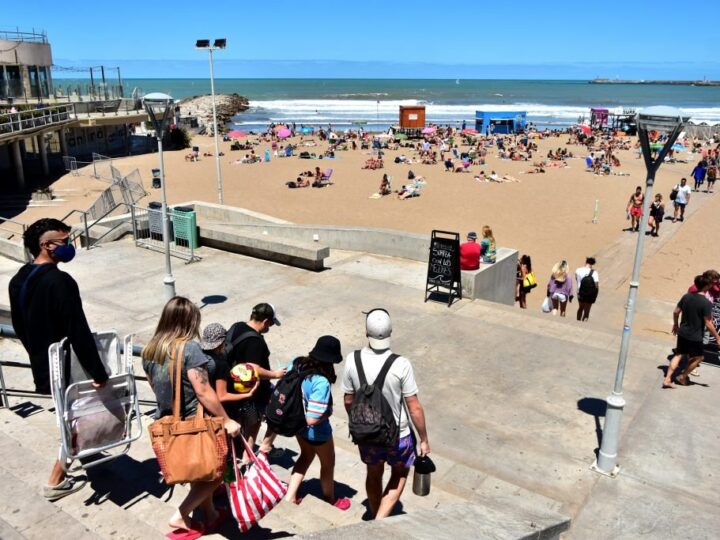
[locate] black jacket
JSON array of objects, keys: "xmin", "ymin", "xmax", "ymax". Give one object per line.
[{"xmin": 8, "ymin": 263, "xmax": 108, "ymax": 394}]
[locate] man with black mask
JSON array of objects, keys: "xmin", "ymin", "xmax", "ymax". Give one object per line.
[{"xmin": 9, "ymin": 218, "xmax": 108, "ymax": 501}]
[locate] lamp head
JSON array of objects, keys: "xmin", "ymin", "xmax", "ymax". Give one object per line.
[
  {"xmin": 196, "ymin": 39, "xmax": 210, "ymax": 49},
  {"xmin": 213, "ymin": 38, "xmax": 227, "ymax": 49},
  {"xmin": 143, "ymin": 92, "xmax": 175, "ymax": 132},
  {"xmin": 636, "ymin": 106, "xmax": 688, "ymax": 132}
]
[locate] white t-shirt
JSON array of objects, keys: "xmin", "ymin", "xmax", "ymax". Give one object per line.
[
  {"xmin": 576, "ymin": 267, "xmax": 600, "ymax": 289},
  {"xmin": 341, "ymin": 347, "xmax": 418, "ymax": 438},
  {"xmin": 675, "ymin": 184, "xmax": 692, "ymax": 204}
]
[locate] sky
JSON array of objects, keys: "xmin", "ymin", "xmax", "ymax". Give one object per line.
[{"xmin": 4, "ymin": 0, "xmax": 717, "ymax": 79}]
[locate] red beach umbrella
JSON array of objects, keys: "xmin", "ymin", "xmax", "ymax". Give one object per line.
[
  {"xmin": 577, "ymin": 125, "xmax": 592, "ymax": 135},
  {"xmin": 422, "ymin": 127, "xmax": 436, "ymax": 134},
  {"xmin": 462, "ymin": 128, "xmax": 478, "ymax": 135},
  {"xmin": 228, "ymin": 130, "xmax": 248, "ymax": 138},
  {"xmin": 277, "ymin": 128, "xmax": 292, "ymax": 138}
]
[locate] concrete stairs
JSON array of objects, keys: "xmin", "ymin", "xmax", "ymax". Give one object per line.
[{"xmin": 0, "ymin": 392, "xmax": 570, "ymax": 539}]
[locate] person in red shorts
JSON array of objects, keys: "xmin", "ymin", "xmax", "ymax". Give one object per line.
[
  {"xmin": 626, "ymin": 186, "xmax": 644, "ymax": 232},
  {"xmin": 459, "ymin": 231, "xmax": 481, "ymax": 270}
]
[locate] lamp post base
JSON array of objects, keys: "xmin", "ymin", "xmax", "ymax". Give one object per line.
[
  {"xmin": 163, "ymin": 275, "xmax": 176, "ymax": 302},
  {"xmin": 590, "ymin": 460, "xmax": 620, "ymax": 478}
]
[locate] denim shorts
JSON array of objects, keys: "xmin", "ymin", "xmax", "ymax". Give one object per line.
[{"xmin": 359, "ymin": 434, "xmax": 416, "ymax": 469}]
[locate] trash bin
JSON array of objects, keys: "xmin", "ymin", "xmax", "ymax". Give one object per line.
[
  {"xmin": 151, "ymin": 168, "xmax": 161, "ymax": 189},
  {"xmin": 171, "ymin": 206, "xmax": 198, "ymax": 249},
  {"xmin": 148, "ymin": 201, "xmax": 172, "ymax": 241}
]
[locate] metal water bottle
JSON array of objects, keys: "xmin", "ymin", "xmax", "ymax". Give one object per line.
[{"xmin": 412, "ymin": 455, "xmax": 436, "ymax": 497}]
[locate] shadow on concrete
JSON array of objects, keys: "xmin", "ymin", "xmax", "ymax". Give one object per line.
[
  {"xmin": 577, "ymin": 397, "xmax": 607, "ymax": 458},
  {"xmin": 265, "ymin": 447, "xmax": 299, "ymax": 470},
  {"xmin": 297, "ymin": 477, "xmax": 358, "ymax": 505},
  {"xmin": 199, "ymin": 295, "xmax": 228, "ymax": 309}
]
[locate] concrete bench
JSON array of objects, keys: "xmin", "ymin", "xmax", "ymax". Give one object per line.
[
  {"xmin": 199, "ymin": 224, "xmax": 329, "ymax": 271},
  {"xmin": 461, "ymin": 246, "xmax": 518, "ymax": 305}
]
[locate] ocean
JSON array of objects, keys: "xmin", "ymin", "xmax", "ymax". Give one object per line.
[{"xmin": 55, "ymin": 78, "xmax": 720, "ymax": 131}]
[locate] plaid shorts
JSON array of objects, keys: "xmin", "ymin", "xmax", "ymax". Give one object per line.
[{"xmin": 359, "ymin": 434, "xmax": 416, "ymax": 469}]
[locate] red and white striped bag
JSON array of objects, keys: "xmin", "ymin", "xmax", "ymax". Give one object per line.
[{"xmin": 226, "ymin": 435, "xmax": 288, "ymax": 532}]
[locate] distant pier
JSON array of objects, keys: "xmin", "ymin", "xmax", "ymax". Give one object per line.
[{"xmin": 590, "ymin": 78, "xmax": 720, "ymax": 87}]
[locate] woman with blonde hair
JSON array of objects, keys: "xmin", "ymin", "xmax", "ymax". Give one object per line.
[
  {"xmin": 143, "ymin": 296, "xmax": 241, "ymax": 538},
  {"xmin": 546, "ymin": 260, "xmax": 574, "ymax": 316},
  {"xmin": 480, "ymin": 225, "xmax": 497, "ymax": 264}
]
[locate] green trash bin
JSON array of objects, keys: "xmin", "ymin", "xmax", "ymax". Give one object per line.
[{"xmin": 171, "ymin": 206, "xmax": 199, "ymax": 249}]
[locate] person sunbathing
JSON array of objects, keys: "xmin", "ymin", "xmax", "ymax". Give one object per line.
[
  {"xmin": 397, "ymin": 183, "xmax": 419, "ymax": 199},
  {"xmin": 296, "ymin": 176, "xmax": 311, "ymax": 188}
]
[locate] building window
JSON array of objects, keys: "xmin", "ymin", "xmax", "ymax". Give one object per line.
[
  {"xmin": 38, "ymin": 67, "xmax": 50, "ymax": 98},
  {"xmin": 28, "ymin": 66, "xmax": 41, "ymax": 98},
  {"xmin": 4, "ymin": 66, "xmax": 22, "ymax": 98}
]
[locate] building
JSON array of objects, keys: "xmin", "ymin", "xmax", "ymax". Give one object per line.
[
  {"xmin": 475, "ymin": 110, "xmax": 527, "ymax": 135},
  {"xmin": 0, "ymin": 29, "xmax": 149, "ymax": 192}
]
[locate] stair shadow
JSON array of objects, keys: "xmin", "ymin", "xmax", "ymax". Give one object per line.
[
  {"xmin": 10, "ymin": 401, "xmax": 45, "ymax": 418},
  {"xmin": 577, "ymin": 397, "xmax": 607, "ymax": 458},
  {"xmin": 297, "ymin": 477, "xmax": 358, "ymax": 503}
]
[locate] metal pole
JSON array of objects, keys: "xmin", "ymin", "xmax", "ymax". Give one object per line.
[
  {"xmin": 593, "ymin": 124, "xmax": 681, "ymax": 477},
  {"xmin": 208, "ymin": 48, "xmax": 224, "ymax": 205},
  {"xmin": 157, "ymin": 135, "xmax": 176, "ymax": 301}
]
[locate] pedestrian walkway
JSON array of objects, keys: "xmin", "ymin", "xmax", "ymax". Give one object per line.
[{"xmin": 0, "ymin": 238, "xmax": 717, "ymax": 538}]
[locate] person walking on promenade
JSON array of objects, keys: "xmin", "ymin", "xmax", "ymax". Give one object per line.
[
  {"xmin": 480, "ymin": 225, "xmax": 497, "ymax": 264},
  {"xmin": 663, "ymin": 275, "xmax": 720, "ymax": 388},
  {"xmin": 459, "ymin": 231, "xmax": 480, "ymax": 270},
  {"xmin": 626, "ymin": 186, "xmax": 644, "ymax": 232},
  {"xmin": 9, "ymin": 218, "xmax": 109, "ymax": 501},
  {"xmin": 143, "ymin": 297, "xmax": 241, "ymax": 536},
  {"xmin": 342, "ymin": 309, "xmax": 431, "ymax": 519},
  {"xmin": 691, "ymin": 160, "xmax": 707, "ymax": 192},
  {"xmin": 225, "ymin": 303, "xmax": 286, "ymax": 453},
  {"xmin": 647, "ymin": 193, "xmax": 665, "ymax": 237},
  {"xmin": 516, "ymin": 254, "xmax": 534, "ymax": 309},
  {"xmin": 283, "ymin": 336, "xmax": 351, "ymax": 511},
  {"xmin": 706, "ymin": 164, "xmax": 716, "ymax": 193},
  {"xmin": 575, "ymin": 257, "xmax": 599, "ymax": 322},
  {"xmin": 547, "ymin": 261, "xmax": 574, "ymax": 317},
  {"xmin": 672, "ymin": 177, "xmax": 692, "ymax": 222},
  {"xmin": 683, "ymin": 269, "xmax": 720, "ymax": 377}
]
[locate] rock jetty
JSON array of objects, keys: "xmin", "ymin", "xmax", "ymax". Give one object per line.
[{"xmin": 178, "ymin": 93, "xmax": 249, "ymax": 131}]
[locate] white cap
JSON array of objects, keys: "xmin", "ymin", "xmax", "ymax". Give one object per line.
[{"xmin": 365, "ymin": 308, "xmax": 391, "ymax": 349}]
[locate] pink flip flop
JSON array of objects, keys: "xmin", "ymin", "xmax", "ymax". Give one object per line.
[
  {"xmin": 166, "ymin": 520, "xmax": 205, "ymax": 540},
  {"xmin": 332, "ymin": 497, "xmax": 351, "ymax": 511}
]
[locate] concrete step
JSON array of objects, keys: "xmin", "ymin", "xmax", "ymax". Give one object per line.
[
  {"xmin": 294, "ymin": 500, "xmax": 571, "ymax": 540},
  {"xmin": 0, "ymin": 407, "xmax": 165, "ymax": 539}
]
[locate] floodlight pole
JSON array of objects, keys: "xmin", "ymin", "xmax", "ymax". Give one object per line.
[
  {"xmin": 592, "ymin": 120, "xmax": 683, "ymax": 477},
  {"xmin": 207, "ymin": 48, "xmax": 224, "ymax": 205}
]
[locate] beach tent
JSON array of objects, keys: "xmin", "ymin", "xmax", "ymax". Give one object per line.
[{"xmin": 475, "ymin": 111, "xmax": 527, "ymax": 135}]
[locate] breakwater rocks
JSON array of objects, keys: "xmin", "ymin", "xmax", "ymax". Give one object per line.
[{"xmin": 178, "ymin": 93, "xmax": 249, "ymax": 130}]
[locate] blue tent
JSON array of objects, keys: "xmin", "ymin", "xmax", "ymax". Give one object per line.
[{"xmin": 475, "ymin": 111, "xmax": 527, "ymax": 135}]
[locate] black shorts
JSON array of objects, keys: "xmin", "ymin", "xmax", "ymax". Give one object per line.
[
  {"xmin": 676, "ymin": 335, "xmax": 704, "ymax": 358},
  {"xmin": 237, "ymin": 399, "xmax": 265, "ymax": 431}
]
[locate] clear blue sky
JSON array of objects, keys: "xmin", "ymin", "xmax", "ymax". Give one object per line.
[{"xmin": 4, "ymin": 0, "xmax": 717, "ymax": 78}]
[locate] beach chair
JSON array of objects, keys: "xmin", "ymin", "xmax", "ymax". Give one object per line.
[
  {"xmin": 320, "ymin": 168, "xmax": 333, "ymax": 184},
  {"xmin": 585, "ymin": 157, "xmax": 593, "ymax": 170},
  {"xmin": 50, "ymin": 331, "xmax": 143, "ymax": 472}
]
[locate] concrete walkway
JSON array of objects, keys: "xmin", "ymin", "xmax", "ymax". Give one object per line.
[{"xmin": 0, "ymin": 239, "xmax": 717, "ymax": 538}]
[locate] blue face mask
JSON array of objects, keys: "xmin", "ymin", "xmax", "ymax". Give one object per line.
[{"xmin": 52, "ymin": 243, "xmax": 76, "ymax": 263}]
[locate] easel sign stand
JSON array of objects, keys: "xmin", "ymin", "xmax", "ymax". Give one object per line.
[{"xmin": 424, "ymin": 230, "xmax": 462, "ymax": 307}]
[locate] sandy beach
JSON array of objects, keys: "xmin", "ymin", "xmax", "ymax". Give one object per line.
[{"xmin": 13, "ymin": 129, "xmax": 719, "ymax": 329}]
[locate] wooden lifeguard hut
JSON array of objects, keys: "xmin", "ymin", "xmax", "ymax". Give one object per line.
[{"xmin": 399, "ymin": 105, "xmax": 426, "ymax": 128}]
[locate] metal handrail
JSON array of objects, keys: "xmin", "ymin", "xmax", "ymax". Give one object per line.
[
  {"xmin": 0, "ymin": 29, "xmax": 47, "ymax": 43},
  {"xmin": 0, "ymin": 104, "xmax": 76, "ymax": 137}
]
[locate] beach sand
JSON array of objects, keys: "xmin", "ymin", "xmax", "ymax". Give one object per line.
[{"xmin": 14, "ymin": 131, "xmax": 718, "ymax": 333}]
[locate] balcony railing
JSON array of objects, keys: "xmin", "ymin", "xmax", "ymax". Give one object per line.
[
  {"xmin": 0, "ymin": 29, "xmax": 47, "ymax": 43},
  {"xmin": 0, "ymin": 104, "xmax": 76, "ymax": 137}
]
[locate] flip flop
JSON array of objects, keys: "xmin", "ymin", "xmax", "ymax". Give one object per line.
[
  {"xmin": 166, "ymin": 520, "xmax": 204, "ymax": 540},
  {"xmin": 205, "ymin": 508, "xmax": 230, "ymax": 533},
  {"xmin": 332, "ymin": 497, "xmax": 352, "ymax": 511}
]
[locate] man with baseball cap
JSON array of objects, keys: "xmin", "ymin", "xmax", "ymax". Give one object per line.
[
  {"xmin": 460, "ymin": 231, "xmax": 480, "ymax": 271},
  {"xmin": 225, "ymin": 303, "xmax": 286, "ymax": 452},
  {"xmin": 342, "ymin": 308, "xmax": 431, "ymax": 519}
]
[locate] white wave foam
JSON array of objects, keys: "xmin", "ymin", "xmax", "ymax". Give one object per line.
[{"xmin": 244, "ymin": 99, "xmax": 720, "ymax": 125}]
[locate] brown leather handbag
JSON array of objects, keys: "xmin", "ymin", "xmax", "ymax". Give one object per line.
[{"xmin": 148, "ymin": 341, "xmax": 228, "ymax": 485}]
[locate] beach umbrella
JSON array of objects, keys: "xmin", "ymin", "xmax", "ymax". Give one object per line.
[
  {"xmin": 277, "ymin": 128, "xmax": 292, "ymax": 138},
  {"xmin": 462, "ymin": 128, "xmax": 478, "ymax": 135},
  {"xmin": 577, "ymin": 125, "xmax": 591, "ymax": 135},
  {"xmin": 422, "ymin": 127, "xmax": 436, "ymax": 134},
  {"xmin": 300, "ymin": 126, "xmax": 314, "ymax": 134},
  {"xmin": 227, "ymin": 130, "xmax": 248, "ymax": 138},
  {"xmin": 650, "ymin": 142, "xmax": 664, "ymax": 150},
  {"xmin": 395, "ymin": 133, "xmax": 408, "ymax": 140},
  {"xmin": 672, "ymin": 143, "xmax": 687, "ymax": 152}
]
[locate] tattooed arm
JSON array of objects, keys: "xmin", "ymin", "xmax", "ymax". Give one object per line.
[{"xmin": 188, "ymin": 366, "xmax": 240, "ymax": 436}]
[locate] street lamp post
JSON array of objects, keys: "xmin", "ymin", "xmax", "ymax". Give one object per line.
[
  {"xmin": 592, "ymin": 106, "xmax": 687, "ymax": 477},
  {"xmin": 196, "ymin": 38, "xmax": 226, "ymax": 205},
  {"xmin": 143, "ymin": 92, "xmax": 177, "ymax": 302}
]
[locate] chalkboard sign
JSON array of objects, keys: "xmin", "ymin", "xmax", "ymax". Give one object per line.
[{"xmin": 425, "ymin": 230, "xmax": 461, "ymax": 306}]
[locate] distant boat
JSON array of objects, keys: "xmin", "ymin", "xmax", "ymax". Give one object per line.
[{"xmin": 493, "ymin": 93, "xmax": 504, "ymax": 97}]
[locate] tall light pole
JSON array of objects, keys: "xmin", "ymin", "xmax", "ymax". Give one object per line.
[
  {"xmin": 196, "ymin": 38, "xmax": 226, "ymax": 205},
  {"xmin": 143, "ymin": 92, "xmax": 177, "ymax": 302},
  {"xmin": 592, "ymin": 106, "xmax": 686, "ymax": 477}
]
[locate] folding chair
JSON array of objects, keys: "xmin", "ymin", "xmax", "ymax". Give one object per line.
[{"xmin": 50, "ymin": 332, "xmax": 143, "ymax": 472}]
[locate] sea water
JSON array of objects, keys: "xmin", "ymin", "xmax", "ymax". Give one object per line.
[{"xmin": 55, "ymin": 78, "xmax": 720, "ymax": 131}]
